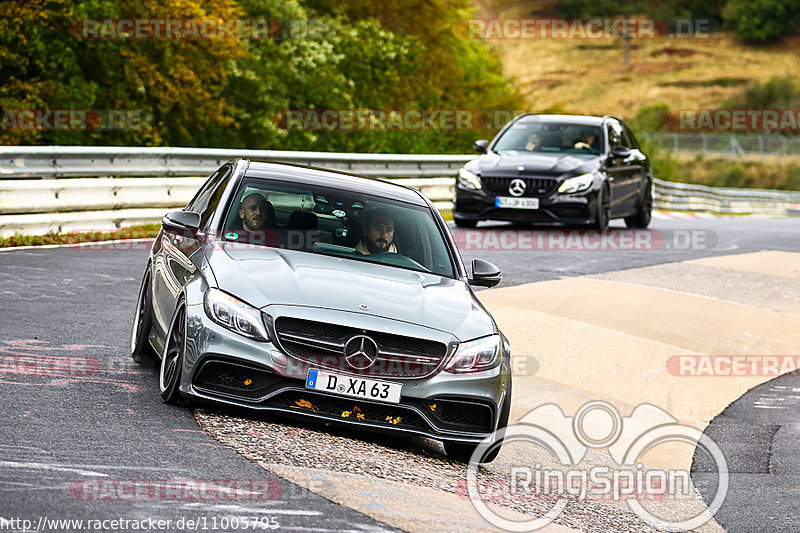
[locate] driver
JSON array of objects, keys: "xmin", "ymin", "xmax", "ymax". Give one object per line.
[
  {"xmin": 573, "ymin": 129, "xmax": 597, "ymax": 150},
  {"xmin": 356, "ymin": 209, "xmax": 397, "ymax": 254}
]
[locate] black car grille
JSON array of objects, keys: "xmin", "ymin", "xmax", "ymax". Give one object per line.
[
  {"xmin": 269, "ymin": 390, "xmax": 429, "ymax": 431},
  {"xmin": 193, "ymin": 359, "xmax": 281, "ymax": 400},
  {"xmin": 420, "ymin": 398, "xmax": 494, "ymax": 433},
  {"xmin": 274, "ymin": 317, "xmax": 448, "ymax": 378},
  {"xmin": 482, "ymin": 176, "xmax": 557, "ymax": 196}
]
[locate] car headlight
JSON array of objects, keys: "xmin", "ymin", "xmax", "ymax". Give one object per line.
[
  {"xmin": 558, "ymin": 173, "xmax": 594, "ymax": 194},
  {"xmin": 445, "ymin": 334, "xmax": 502, "ymax": 373},
  {"xmin": 203, "ymin": 288, "xmax": 269, "ymax": 342},
  {"xmin": 457, "ymin": 168, "xmax": 482, "ymax": 190}
]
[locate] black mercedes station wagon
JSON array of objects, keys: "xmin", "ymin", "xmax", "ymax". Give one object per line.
[{"xmin": 454, "ymin": 114, "xmax": 653, "ymax": 230}]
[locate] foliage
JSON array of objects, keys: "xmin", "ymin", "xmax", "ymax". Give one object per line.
[
  {"xmin": 628, "ymin": 103, "xmax": 671, "ymax": 133},
  {"xmin": 724, "ymin": 0, "xmax": 800, "ymax": 43},
  {"xmin": 725, "ymin": 75, "xmax": 800, "ymax": 109},
  {"xmin": 0, "ymin": 0, "xmax": 521, "ymax": 153}
]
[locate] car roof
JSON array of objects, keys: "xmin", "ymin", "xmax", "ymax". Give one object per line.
[
  {"xmin": 242, "ymin": 161, "xmax": 429, "ymax": 207},
  {"xmin": 514, "ymin": 114, "xmax": 609, "ymax": 126}
]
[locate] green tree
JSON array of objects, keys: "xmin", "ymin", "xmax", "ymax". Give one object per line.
[{"xmin": 724, "ymin": 0, "xmax": 800, "ymax": 43}]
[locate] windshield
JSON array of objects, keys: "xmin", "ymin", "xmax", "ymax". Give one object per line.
[
  {"xmin": 220, "ymin": 177, "xmax": 455, "ymax": 278},
  {"xmin": 492, "ymin": 121, "xmax": 603, "ymax": 155}
]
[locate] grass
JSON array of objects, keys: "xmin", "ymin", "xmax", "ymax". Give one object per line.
[
  {"xmin": 0, "ymin": 224, "xmax": 161, "ymax": 248},
  {"xmin": 474, "ymin": 0, "xmax": 800, "ymax": 118}
]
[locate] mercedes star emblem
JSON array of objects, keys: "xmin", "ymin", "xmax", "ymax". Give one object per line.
[
  {"xmin": 508, "ymin": 178, "xmax": 527, "ymax": 197},
  {"xmin": 343, "ymin": 335, "xmax": 379, "ymax": 369}
]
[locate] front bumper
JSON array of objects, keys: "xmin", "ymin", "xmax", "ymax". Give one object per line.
[
  {"xmin": 180, "ymin": 305, "xmax": 510, "ymax": 444},
  {"xmin": 454, "ymin": 181, "xmax": 599, "ymax": 226}
]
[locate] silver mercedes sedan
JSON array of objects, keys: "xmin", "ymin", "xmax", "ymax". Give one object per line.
[{"xmin": 131, "ymin": 159, "xmax": 512, "ymax": 462}]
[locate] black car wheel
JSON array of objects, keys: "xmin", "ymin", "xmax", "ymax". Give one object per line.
[
  {"xmin": 624, "ymin": 179, "xmax": 653, "ymax": 229},
  {"xmin": 591, "ymin": 185, "xmax": 611, "ymax": 231},
  {"xmin": 160, "ymin": 302, "xmax": 186, "ymax": 404},
  {"xmin": 130, "ymin": 268, "xmax": 158, "ymax": 365},
  {"xmin": 444, "ymin": 382, "xmax": 512, "ymax": 463},
  {"xmin": 454, "ymin": 218, "xmax": 478, "ymax": 228}
]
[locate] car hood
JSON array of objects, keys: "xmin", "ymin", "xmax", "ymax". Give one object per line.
[
  {"xmin": 470, "ymin": 152, "xmax": 599, "ymax": 177},
  {"xmin": 205, "ymin": 243, "xmax": 495, "ymax": 341}
]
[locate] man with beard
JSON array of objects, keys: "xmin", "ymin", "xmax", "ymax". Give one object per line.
[
  {"xmin": 230, "ymin": 192, "xmax": 278, "ymax": 246},
  {"xmin": 356, "ymin": 209, "xmax": 397, "ymax": 255}
]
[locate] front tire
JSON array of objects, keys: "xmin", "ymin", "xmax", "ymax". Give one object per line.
[
  {"xmin": 454, "ymin": 217, "xmax": 478, "ymax": 228},
  {"xmin": 131, "ymin": 268, "xmax": 158, "ymax": 365},
  {"xmin": 591, "ymin": 185, "xmax": 611, "ymax": 231},
  {"xmin": 160, "ymin": 302, "xmax": 187, "ymax": 404},
  {"xmin": 624, "ymin": 179, "xmax": 653, "ymax": 229}
]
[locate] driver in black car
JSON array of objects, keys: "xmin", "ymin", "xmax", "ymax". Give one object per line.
[{"xmin": 356, "ymin": 209, "xmax": 397, "ymax": 254}]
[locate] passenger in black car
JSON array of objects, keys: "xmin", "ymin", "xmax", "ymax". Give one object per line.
[{"xmin": 524, "ymin": 131, "xmax": 542, "ymax": 151}]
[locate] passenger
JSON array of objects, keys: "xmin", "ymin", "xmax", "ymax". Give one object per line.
[
  {"xmin": 239, "ymin": 193, "xmax": 275, "ymax": 231},
  {"xmin": 524, "ymin": 132, "xmax": 542, "ymax": 151},
  {"xmin": 231, "ymin": 193, "xmax": 278, "ymax": 247}
]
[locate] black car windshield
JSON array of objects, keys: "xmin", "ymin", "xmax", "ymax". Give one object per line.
[
  {"xmin": 492, "ymin": 121, "xmax": 603, "ymax": 155},
  {"xmin": 220, "ymin": 177, "xmax": 455, "ymax": 278}
]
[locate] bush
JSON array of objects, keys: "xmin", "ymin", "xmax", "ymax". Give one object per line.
[
  {"xmin": 724, "ymin": 0, "xmax": 800, "ymax": 43},
  {"xmin": 628, "ymin": 103, "xmax": 671, "ymax": 133}
]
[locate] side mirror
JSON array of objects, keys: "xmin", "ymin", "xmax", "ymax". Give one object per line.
[
  {"xmin": 610, "ymin": 145, "xmax": 632, "ymax": 159},
  {"xmin": 469, "ymin": 258, "xmax": 502, "ymax": 288},
  {"xmin": 162, "ymin": 211, "xmax": 201, "ymax": 236},
  {"xmin": 473, "ymin": 140, "xmax": 489, "ymax": 154}
]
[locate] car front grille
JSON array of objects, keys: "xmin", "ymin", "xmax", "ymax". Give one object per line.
[
  {"xmin": 482, "ymin": 176, "xmax": 557, "ymax": 196},
  {"xmin": 269, "ymin": 390, "xmax": 429, "ymax": 431},
  {"xmin": 422, "ymin": 398, "xmax": 494, "ymax": 433},
  {"xmin": 193, "ymin": 359, "xmax": 281, "ymax": 400},
  {"xmin": 273, "ymin": 317, "xmax": 449, "ymax": 378}
]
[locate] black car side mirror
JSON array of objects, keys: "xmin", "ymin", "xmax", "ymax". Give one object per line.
[
  {"xmin": 162, "ymin": 211, "xmax": 201, "ymax": 236},
  {"xmin": 469, "ymin": 258, "xmax": 502, "ymax": 287},
  {"xmin": 473, "ymin": 140, "xmax": 489, "ymax": 153},
  {"xmin": 610, "ymin": 145, "xmax": 632, "ymax": 159}
]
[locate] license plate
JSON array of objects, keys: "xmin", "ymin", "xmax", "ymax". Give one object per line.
[
  {"xmin": 305, "ymin": 369, "xmax": 402, "ymax": 404},
  {"xmin": 496, "ymin": 196, "xmax": 539, "ymax": 209}
]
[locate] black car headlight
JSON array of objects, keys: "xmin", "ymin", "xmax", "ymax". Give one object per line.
[
  {"xmin": 558, "ymin": 173, "xmax": 594, "ymax": 194},
  {"xmin": 457, "ymin": 168, "xmax": 483, "ymax": 190},
  {"xmin": 203, "ymin": 288, "xmax": 269, "ymax": 342},
  {"xmin": 445, "ymin": 334, "xmax": 501, "ymax": 373}
]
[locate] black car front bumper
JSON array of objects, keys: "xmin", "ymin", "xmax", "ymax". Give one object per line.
[{"xmin": 454, "ymin": 181, "xmax": 600, "ymax": 226}]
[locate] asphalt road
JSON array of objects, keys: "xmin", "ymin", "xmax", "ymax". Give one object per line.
[
  {"xmin": 0, "ymin": 244, "xmax": 396, "ymax": 533},
  {"xmin": 1, "ymin": 215, "xmax": 799, "ymax": 532}
]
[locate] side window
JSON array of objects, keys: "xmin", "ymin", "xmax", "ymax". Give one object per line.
[
  {"xmin": 607, "ymin": 122, "xmax": 624, "ymax": 150},
  {"xmin": 186, "ymin": 165, "xmax": 233, "ymax": 230},
  {"xmin": 622, "ymin": 123, "xmax": 640, "ymax": 149}
]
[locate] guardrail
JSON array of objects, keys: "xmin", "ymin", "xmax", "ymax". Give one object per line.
[{"xmin": 1, "ymin": 146, "xmax": 798, "ymax": 237}]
